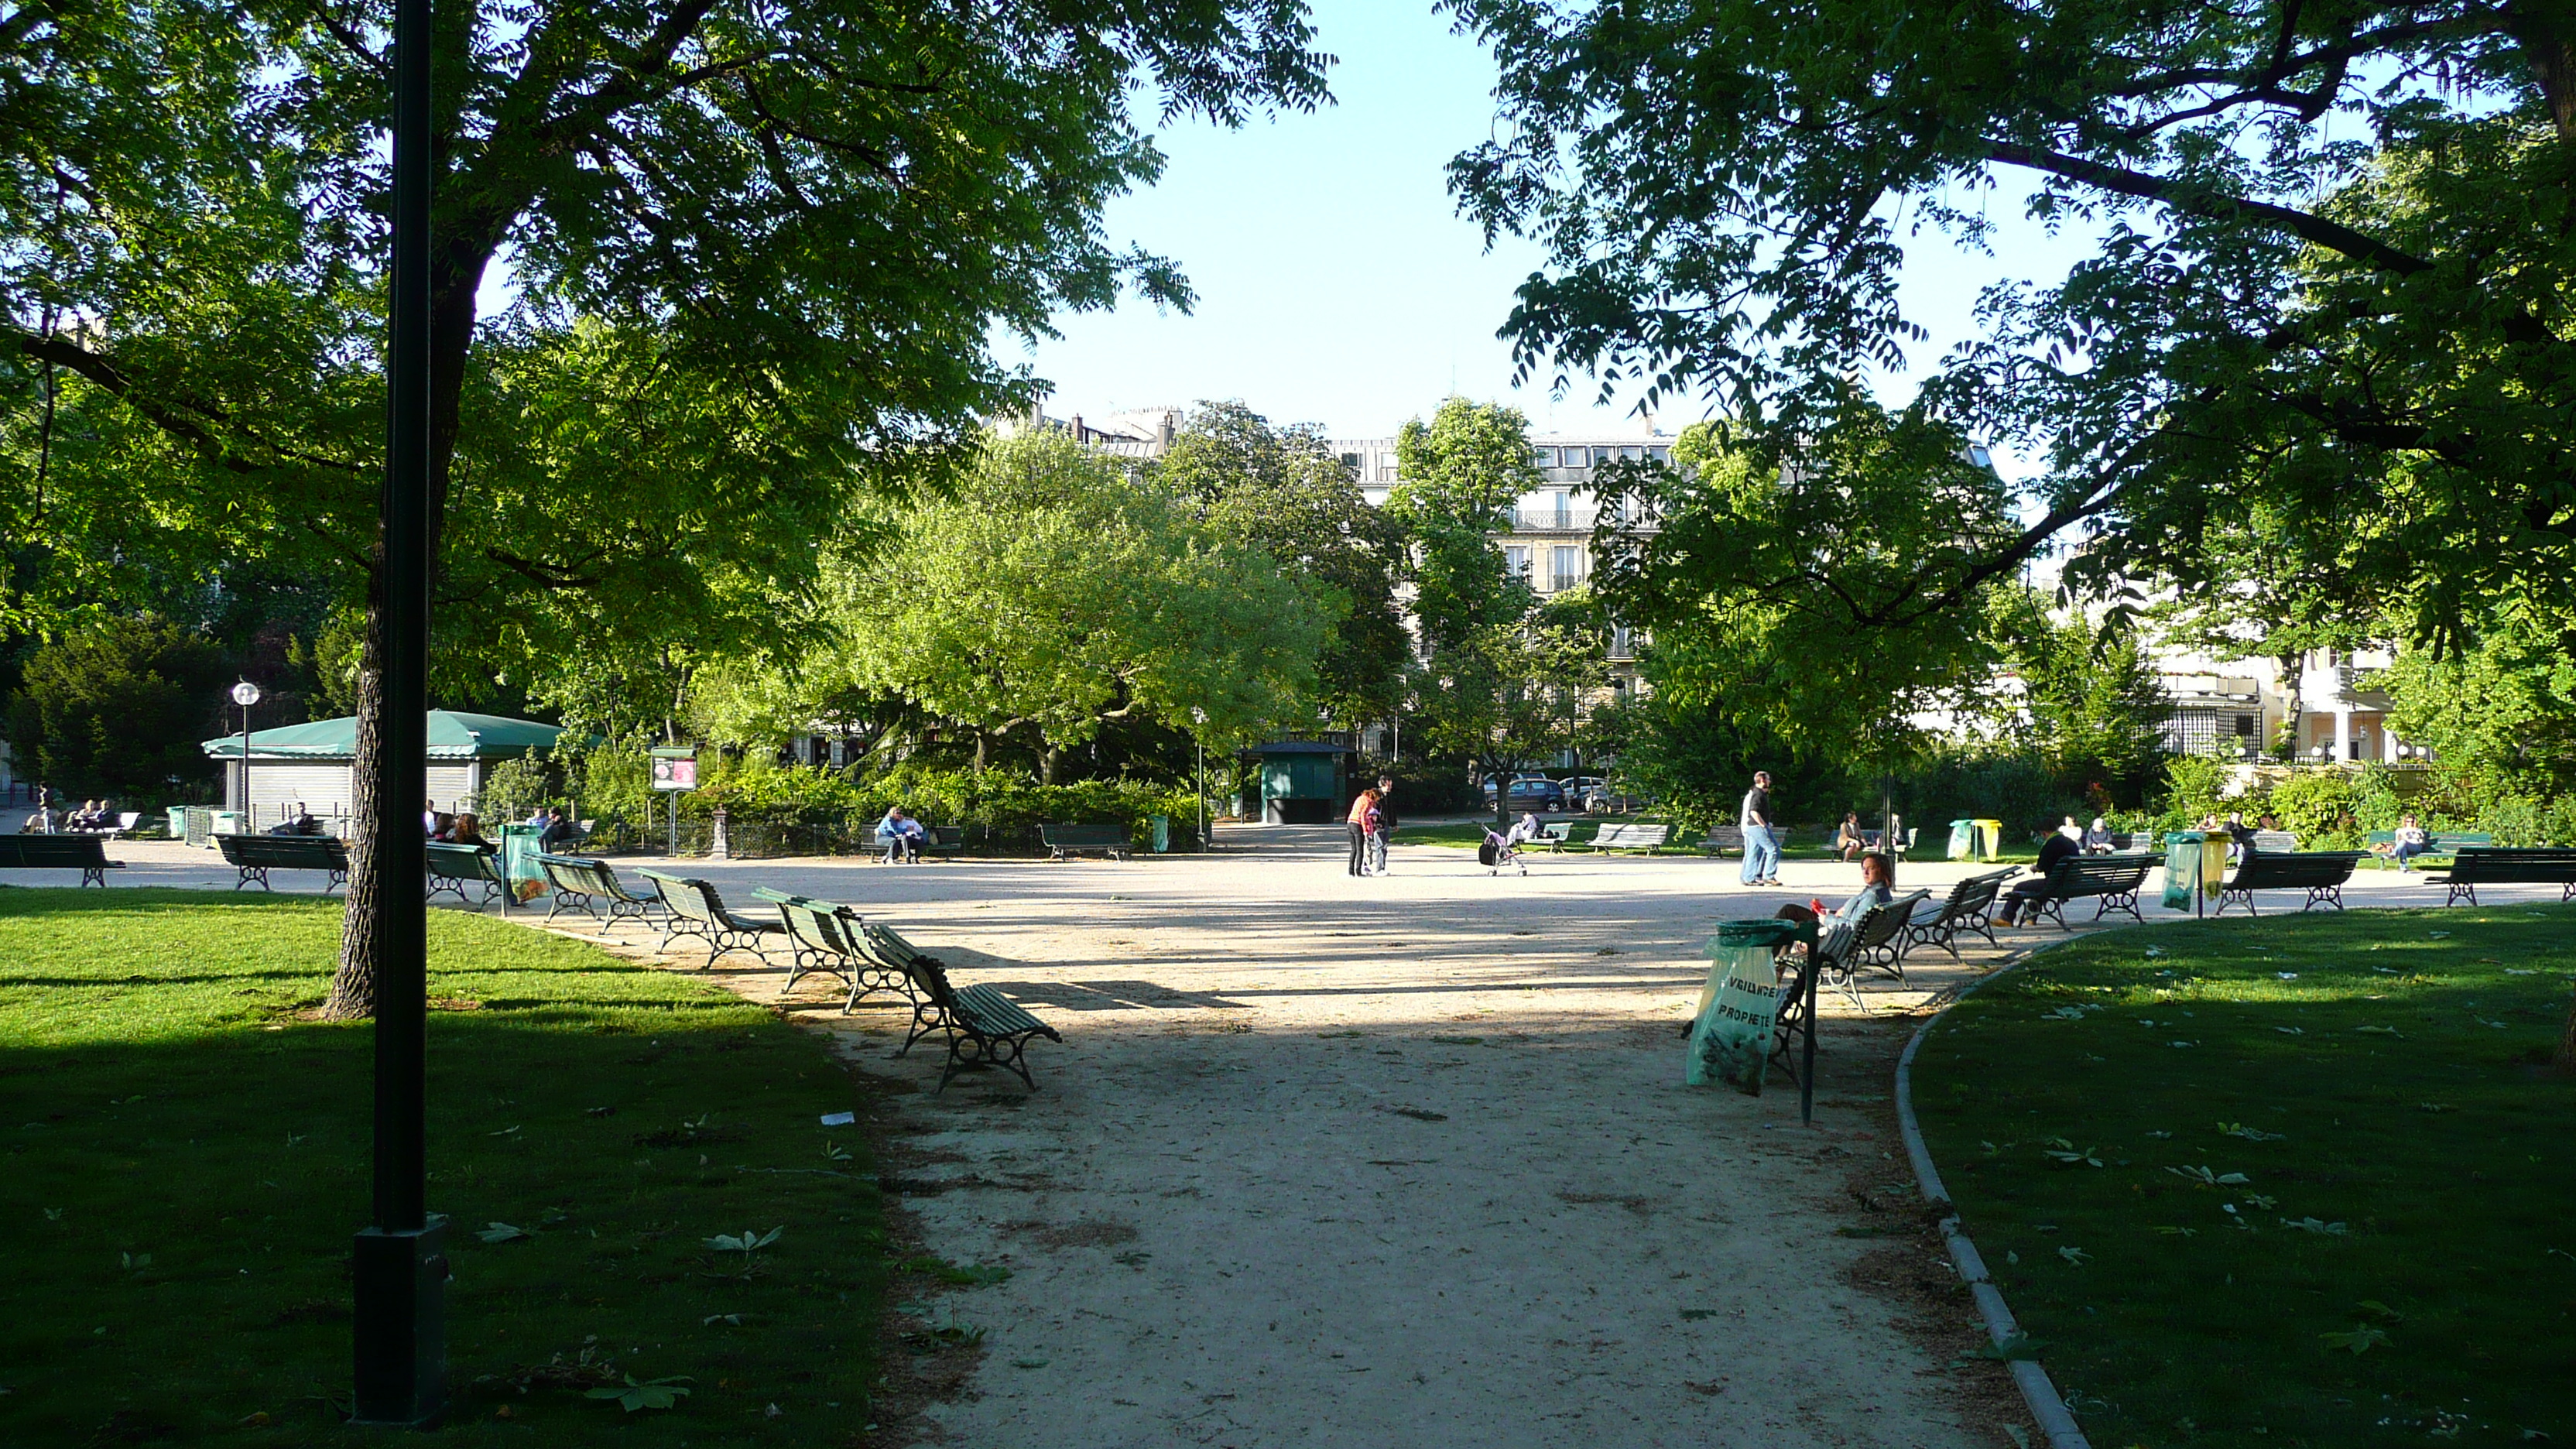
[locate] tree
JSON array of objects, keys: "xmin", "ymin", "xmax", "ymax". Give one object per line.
[
  {"xmin": 2141, "ymin": 509, "xmax": 2379, "ymax": 759},
  {"xmin": 1444, "ymin": 0, "xmax": 2576, "ymax": 642},
  {"xmin": 1153, "ymin": 400, "xmax": 1408, "ymax": 725},
  {"xmin": 1589, "ymin": 409, "xmax": 2016, "ymax": 775},
  {"xmin": 2003, "ymin": 601, "xmax": 2173, "ymax": 807},
  {"xmin": 2, "ymin": 1, "xmax": 1331, "ymax": 1014},
  {"xmin": 1386, "ymin": 398, "xmax": 1614, "ymax": 822},
  {"xmin": 820, "ymin": 429, "xmax": 1330, "ymax": 778},
  {"xmin": 4, "ymin": 618, "xmax": 230, "ymax": 800}
]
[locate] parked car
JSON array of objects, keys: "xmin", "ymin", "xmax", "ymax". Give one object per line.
[
  {"xmin": 1482, "ymin": 774, "xmax": 1567, "ymax": 811},
  {"xmin": 1558, "ymin": 776, "xmax": 1609, "ymax": 810}
]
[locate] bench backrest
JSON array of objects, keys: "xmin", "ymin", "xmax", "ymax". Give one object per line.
[
  {"xmin": 928, "ymin": 825, "xmax": 964, "ymax": 848},
  {"xmin": 2251, "ymin": 830, "xmax": 2300, "ymax": 852},
  {"xmin": 2448, "ymin": 847, "xmax": 2576, "ymax": 881},
  {"xmin": 752, "ymin": 886, "xmax": 855, "ymax": 957},
  {"xmin": 860, "ymin": 921, "xmax": 961, "ymax": 1009},
  {"xmin": 1540, "ymin": 821, "xmax": 1574, "ymax": 844},
  {"xmin": 1596, "ymin": 824, "xmax": 1670, "ymax": 848},
  {"xmin": 2046, "ymin": 853, "xmax": 2155, "ymax": 896},
  {"xmin": 220, "ymin": 834, "xmax": 348, "ymax": 868},
  {"xmin": 2230, "ymin": 851, "xmax": 2364, "ymax": 888},
  {"xmin": 1701, "ymin": 825, "xmax": 1744, "ymax": 847},
  {"xmin": 1855, "ymin": 889, "xmax": 1930, "ymax": 951},
  {"xmin": 1937, "ymin": 868, "xmax": 2013, "ymax": 917},
  {"xmin": 636, "ymin": 868, "xmax": 723, "ymax": 925},
  {"xmin": 424, "ymin": 841, "xmax": 501, "ymax": 882},
  {"xmin": 0, "ymin": 834, "xmax": 111, "ymax": 866},
  {"xmin": 1040, "ymin": 823, "xmax": 1129, "ymax": 846}
]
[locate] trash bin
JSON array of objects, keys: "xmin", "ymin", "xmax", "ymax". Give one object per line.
[
  {"xmin": 1686, "ymin": 916, "xmax": 1815, "ymax": 1094},
  {"xmin": 1947, "ymin": 819, "xmax": 1977, "ymax": 860},
  {"xmin": 2162, "ymin": 831, "xmax": 2204, "ymax": 910},
  {"xmin": 208, "ymin": 810, "xmax": 244, "ymax": 837},
  {"xmin": 1149, "ymin": 815, "xmax": 1170, "ymax": 854},
  {"xmin": 1972, "ymin": 818, "xmax": 2003, "ymax": 861},
  {"xmin": 498, "ymin": 824, "xmax": 549, "ymax": 904}
]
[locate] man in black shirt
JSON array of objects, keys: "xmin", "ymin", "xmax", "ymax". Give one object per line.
[
  {"xmin": 1738, "ymin": 771, "xmax": 1780, "ymax": 886},
  {"xmin": 1995, "ymin": 829, "xmax": 2081, "ymax": 925}
]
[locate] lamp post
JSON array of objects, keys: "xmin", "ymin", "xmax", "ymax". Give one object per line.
[
  {"xmin": 231, "ymin": 681, "xmax": 262, "ymax": 828},
  {"xmin": 350, "ymin": 0, "xmax": 444, "ymax": 1423},
  {"xmin": 1190, "ymin": 707, "xmax": 1208, "ymax": 851}
]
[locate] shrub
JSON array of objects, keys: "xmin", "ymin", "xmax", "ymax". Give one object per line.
[{"xmin": 5, "ymin": 618, "xmax": 231, "ymax": 803}]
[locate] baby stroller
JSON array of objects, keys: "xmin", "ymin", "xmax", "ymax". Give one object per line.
[{"xmin": 1478, "ymin": 813, "xmax": 1543, "ymax": 876}]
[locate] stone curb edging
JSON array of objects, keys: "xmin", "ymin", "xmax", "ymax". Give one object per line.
[{"xmin": 1893, "ymin": 940, "xmax": 2092, "ymax": 1449}]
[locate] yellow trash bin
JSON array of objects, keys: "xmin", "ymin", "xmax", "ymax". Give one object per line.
[{"xmin": 1971, "ymin": 818, "xmax": 2003, "ymax": 862}]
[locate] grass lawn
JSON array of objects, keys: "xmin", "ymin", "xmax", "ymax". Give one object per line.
[
  {"xmin": 0, "ymin": 888, "xmax": 905, "ymax": 1445},
  {"xmin": 1912, "ymin": 906, "xmax": 2576, "ymax": 1447}
]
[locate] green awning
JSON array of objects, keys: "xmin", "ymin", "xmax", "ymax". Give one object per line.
[{"xmin": 202, "ymin": 711, "xmax": 570, "ymax": 762}]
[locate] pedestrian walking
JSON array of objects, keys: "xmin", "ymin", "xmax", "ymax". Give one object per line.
[
  {"xmin": 1345, "ymin": 783, "xmax": 1379, "ymax": 876},
  {"xmin": 1739, "ymin": 770, "xmax": 1782, "ymax": 886}
]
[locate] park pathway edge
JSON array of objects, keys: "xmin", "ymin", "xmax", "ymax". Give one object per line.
[{"xmin": 1893, "ymin": 937, "xmax": 2092, "ymax": 1449}]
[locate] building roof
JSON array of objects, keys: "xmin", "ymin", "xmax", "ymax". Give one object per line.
[
  {"xmin": 201, "ymin": 711, "xmax": 572, "ymax": 762},
  {"xmin": 1242, "ymin": 738, "xmax": 1353, "ymax": 755}
]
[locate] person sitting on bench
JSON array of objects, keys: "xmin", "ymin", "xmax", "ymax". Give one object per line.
[
  {"xmin": 269, "ymin": 801, "xmax": 322, "ymax": 836},
  {"xmin": 1995, "ymin": 830, "xmax": 2082, "ymax": 926},
  {"xmin": 2083, "ymin": 816, "xmax": 2113, "ymax": 853},
  {"xmin": 2372, "ymin": 814, "xmax": 2431, "ymax": 872},
  {"xmin": 875, "ymin": 805, "xmax": 927, "ymax": 863},
  {"xmin": 1834, "ymin": 812, "xmax": 1864, "ymax": 861}
]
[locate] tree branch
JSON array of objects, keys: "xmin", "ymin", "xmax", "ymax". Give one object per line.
[{"xmin": 1983, "ymin": 139, "xmax": 2433, "ymax": 274}]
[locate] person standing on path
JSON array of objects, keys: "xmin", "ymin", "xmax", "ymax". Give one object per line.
[
  {"xmin": 1367, "ymin": 775, "xmax": 1396, "ymax": 875},
  {"xmin": 1345, "ymin": 783, "xmax": 1379, "ymax": 877},
  {"xmin": 1739, "ymin": 770, "xmax": 1782, "ymax": 886}
]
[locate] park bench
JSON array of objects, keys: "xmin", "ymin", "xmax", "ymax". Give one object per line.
[
  {"xmin": 533, "ymin": 852, "xmax": 666, "ymax": 926},
  {"xmin": 1699, "ymin": 826, "xmax": 1792, "ymax": 857},
  {"xmin": 1841, "ymin": 889, "xmax": 1933, "ymax": 996},
  {"xmin": 425, "ymin": 842, "xmax": 507, "ymax": 912},
  {"xmin": 217, "ymin": 834, "xmax": 349, "ymax": 893},
  {"xmin": 1858, "ymin": 826, "xmax": 1920, "ymax": 858},
  {"xmin": 2251, "ymin": 829, "xmax": 2300, "ymax": 853},
  {"xmin": 1591, "ymin": 823, "xmax": 1670, "ymax": 855},
  {"xmin": 1905, "ymin": 867, "xmax": 2018, "ymax": 961},
  {"xmin": 856, "ymin": 920, "xmax": 1063, "ymax": 1092},
  {"xmin": 0, "ymin": 833, "xmax": 124, "ymax": 887},
  {"xmin": 2365, "ymin": 829, "xmax": 2492, "ymax": 868},
  {"xmin": 1538, "ymin": 820, "xmax": 1577, "ymax": 851},
  {"xmin": 637, "ymin": 869, "xmax": 780, "ymax": 966},
  {"xmin": 752, "ymin": 887, "xmax": 912, "ymax": 1010},
  {"xmin": 2214, "ymin": 851, "xmax": 2364, "ymax": 916},
  {"xmin": 2018, "ymin": 852, "xmax": 2156, "ymax": 930},
  {"xmin": 1039, "ymin": 822, "xmax": 1130, "ymax": 861},
  {"xmin": 2427, "ymin": 847, "xmax": 2576, "ymax": 907}
]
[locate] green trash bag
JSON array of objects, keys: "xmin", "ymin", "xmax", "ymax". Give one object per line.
[{"xmin": 1687, "ymin": 918, "xmax": 1808, "ymax": 1094}]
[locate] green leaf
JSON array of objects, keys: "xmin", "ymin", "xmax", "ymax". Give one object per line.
[
  {"xmin": 2320, "ymin": 1326, "xmax": 2389, "ymax": 1355},
  {"xmin": 476, "ymin": 1223, "xmax": 530, "ymax": 1245}
]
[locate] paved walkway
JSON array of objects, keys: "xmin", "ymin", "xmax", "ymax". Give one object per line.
[{"xmin": 22, "ymin": 831, "xmax": 2557, "ymax": 1447}]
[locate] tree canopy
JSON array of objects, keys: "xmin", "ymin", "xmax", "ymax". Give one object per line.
[{"xmin": 1445, "ymin": 0, "xmax": 2576, "ymax": 635}]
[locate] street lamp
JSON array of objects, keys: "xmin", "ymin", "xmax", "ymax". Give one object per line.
[
  {"xmin": 1190, "ymin": 707, "xmax": 1208, "ymax": 851},
  {"xmin": 350, "ymin": 0, "xmax": 444, "ymax": 1423},
  {"xmin": 231, "ymin": 681, "xmax": 262, "ymax": 828}
]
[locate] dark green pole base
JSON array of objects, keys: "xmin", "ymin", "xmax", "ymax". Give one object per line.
[{"xmin": 351, "ymin": 1215, "xmax": 449, "ymax": 1427}]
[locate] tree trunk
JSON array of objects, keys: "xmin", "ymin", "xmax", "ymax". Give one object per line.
[
  {"xmin": 1040, "ymin": 745, "xmax": 1057, "ymax": 786},
  {"xmin": 2276, "ymin": 651, "xmax": 2304, "ymax": 760},
  {"xmin": 2558, "ymin": 996, "xmax": 2576, "ymax": 1074},
  {"xmin": 322, "ymin": 572, "xmax": 391, "ymax": 1019}
]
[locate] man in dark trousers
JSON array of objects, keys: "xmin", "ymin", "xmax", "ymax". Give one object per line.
[
  {"xmin": 1739, "ymin": 771, "xmax": 1782, "ymax": 886},
  {"xmin": 1995, "ymin": 827, "xmax": 2082, "ymax": 926}
]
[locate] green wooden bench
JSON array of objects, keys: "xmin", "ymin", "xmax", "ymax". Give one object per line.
[
  {"xmin": 0, "ymin": 833, "xmax": 125, "ymax": 887},
  {"xmin": 533, "ymin": 852, "xmax": 665, "ymax": 925},
  {"xmin": 1038, "ymin": 823, "xmax": 1130, "ymax": 861},
  {"xmin": 217, "ymin": 834, "xmax": 349, "ymax": 892},
  {"xmin": 2366, "ymin": 829, "xmax": 2492, "ymax": 868},
  {"xmin": 2018, "ymin": 852, "xmax": 2156, "ymax": 930},
  {"xmin": 2215, "ymin": 851, "xmax": 2365, "ymax": 916},
  {"xmin": 855, "ymin": 920, "xmax": 1063, "ymax": 1092},
  {"xmin": 636, "ymin": 869, "xmax": 780, "ymax": 967},
  {"xmin": 1905, "ymin": 868, "xmax": 2017, "ymax": 961},
  {"xmin": 2427, "ymin": 847, "xmax": 2576, "ymax": 906},
  {"xmin": 1592, "ymin": 823, "xmax": 1670, "ymax": 854},
  {"xmin": 752, "ymin": 887, "xmax": 912, "ymax": 1010},
  {"xmin": 1841, "ymin": 889, "xmax": 1931, "ymax": 998},
  {"xmin": 424, "ymin": 842, "xmax": 505, "ymax": 912}
]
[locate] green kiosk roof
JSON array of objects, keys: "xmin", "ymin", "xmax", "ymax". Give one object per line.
[{"xmin": 201, "ymin": 711, "xmax": 570, "ymax": 762}]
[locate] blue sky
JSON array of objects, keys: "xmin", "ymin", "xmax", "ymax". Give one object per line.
[{"xmin": 1016, "ymin": 2, "xmax": 2105, "ymax": 453}]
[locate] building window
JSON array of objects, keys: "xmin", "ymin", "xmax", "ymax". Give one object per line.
[
  {"xmin": 1532, "ymin": 446, "xmax": 1556, "ymax": 468},
  {"xmin": 1505, "ymin": 546, "xmax": 1531, "ymax": 579},
  {"xmin": 2235, "ymin": 714, "xmax": 2256, "ymax": 738},
  {"xmin": 1551, "ymin": 546, "xmax": 1581, "ymax": 592},
  {"xmin": 1338, "ymin": 451, "xmax": 1361, "ymax": 476},
  {"xmin": 1647, "ymin": 445, "xmax": 1670, "ymax": 463},
  {"xmin": 1621, "ymin": 445, "xmax": 1643, "ymax": 461}
]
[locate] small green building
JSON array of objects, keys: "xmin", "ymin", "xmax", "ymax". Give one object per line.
[
  {"xmin": 1238, "ymin": 738, "xmax": 1358, "ymax": 825},
  {"xmin": 200, "ymin": 711, "xmax": 571, "ymax": 825}
]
